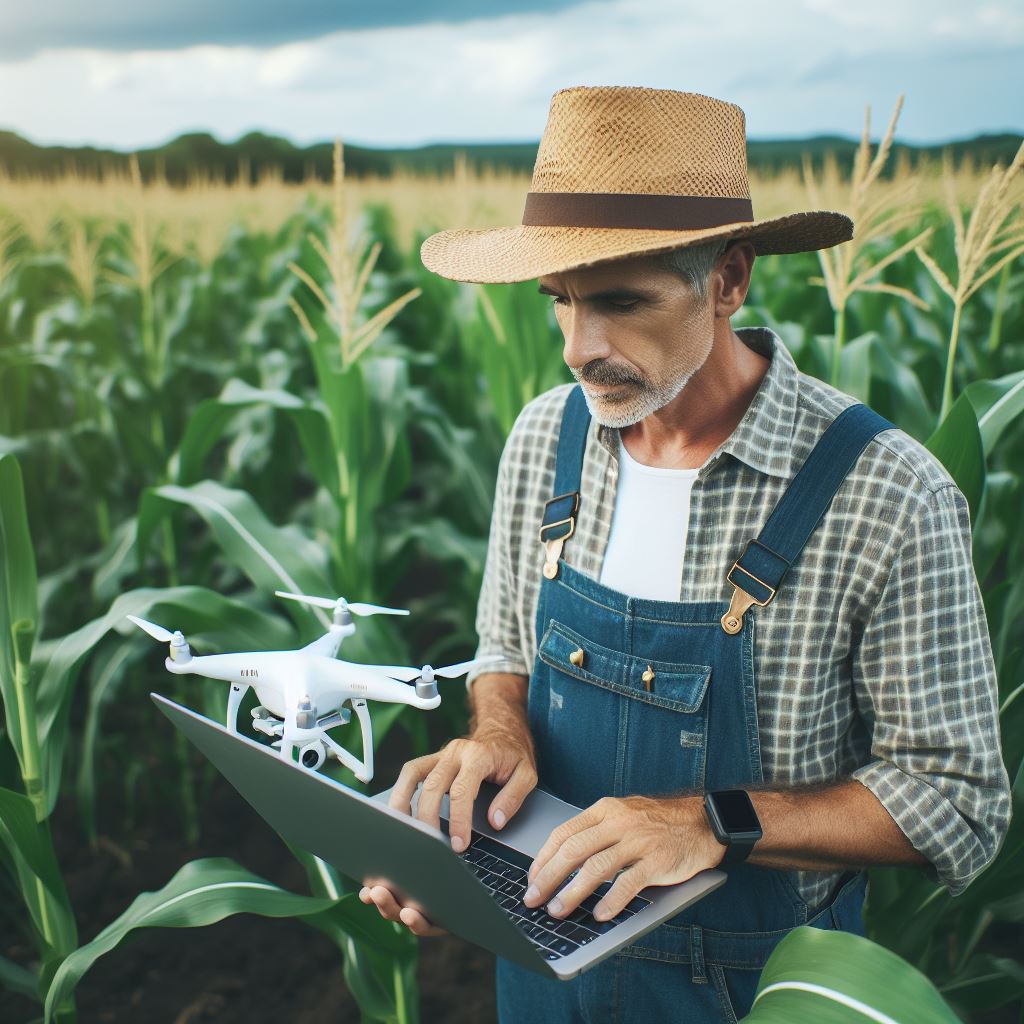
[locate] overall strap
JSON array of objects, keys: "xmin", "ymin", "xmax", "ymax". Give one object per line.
[
  {"xmin": 721, "ymin": 402, "xmax": 897, "ymax": 634},
  {"xmin": 538, "ymin": 385, "xmax": 591, "ymax": 580}
]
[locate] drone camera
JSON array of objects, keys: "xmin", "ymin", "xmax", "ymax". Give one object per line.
[{"xmin": 299, "ymin": 741, "xmax": 327, "ymax": 770}]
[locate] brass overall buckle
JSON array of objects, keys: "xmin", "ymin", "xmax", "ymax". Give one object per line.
[
  {"xmin": 539, "ymin": 491, "xmax": 579, "ymax": 580},
  {"xmin": 721, "ymin": 540, "xmax": 778, "ymax": 634}
]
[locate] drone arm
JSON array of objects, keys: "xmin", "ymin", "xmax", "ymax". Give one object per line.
[
  {"xmin": 164, "ymin": 656, "xmax": 199, "ymax": 676},
  {"xmin": 358, "ymin": 675, "xmax": 442, "ymax": 709},
  {"xmin": 163, "ymin": 652, "xmax": 247, "ymax": 680}
]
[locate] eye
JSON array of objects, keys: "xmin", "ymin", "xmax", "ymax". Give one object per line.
[{"xmin": 548, "ymin": 296, "xmax": 640, "ymax": 313}]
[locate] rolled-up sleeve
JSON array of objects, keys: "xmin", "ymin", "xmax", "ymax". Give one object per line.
[
  {"xmin": 465, "ymin": 418, "xmax": 530, "ymax": 692},
  {"xmin": 849, "ymin": 483, "xmax": 1011, "ymax": 896}
]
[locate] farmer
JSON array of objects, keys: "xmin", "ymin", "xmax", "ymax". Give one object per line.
[{"xmin": 360, "ymin": 86, "xmax": 1010, "ymax": 1022}]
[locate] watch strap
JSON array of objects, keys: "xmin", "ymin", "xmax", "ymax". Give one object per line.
[{"xmin": 719, "ymin": 835, "xmax": 756, "ymax": 866}]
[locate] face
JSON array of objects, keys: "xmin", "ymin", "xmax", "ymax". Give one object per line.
[{"xmin": 537, "ymin": 252, "xmax": 717, "ymax": 428}]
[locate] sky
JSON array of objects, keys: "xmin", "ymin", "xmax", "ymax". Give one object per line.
[{"xmin": 1, "ymin": 0, "xmax": 1021, "ymax": 151}]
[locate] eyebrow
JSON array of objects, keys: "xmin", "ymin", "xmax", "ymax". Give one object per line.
[{"xmin": 537, "ymin": 284, "xmax": 654, "ymax": 301}]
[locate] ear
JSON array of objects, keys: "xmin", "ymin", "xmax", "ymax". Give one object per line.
[{"xmin": 713, "ymin": 241, "xmax": 756, "ymax": 317}]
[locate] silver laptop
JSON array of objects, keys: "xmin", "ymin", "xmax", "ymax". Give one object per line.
[{"xmin": 151, "ymin": 693, "xmax": 726, "ymax": 980}]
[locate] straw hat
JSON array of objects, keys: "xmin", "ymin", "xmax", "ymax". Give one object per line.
[{"xmin": 420, "ymin": 86, "xmax": 852, "ymax": 284}]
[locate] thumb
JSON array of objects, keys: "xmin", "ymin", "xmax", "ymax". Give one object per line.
[{"xmin": 489, "ymin": 758, "xmax": 538, "ymax": 831}]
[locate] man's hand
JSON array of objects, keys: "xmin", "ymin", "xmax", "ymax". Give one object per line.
[
  {"xmin": 523, "ymin": 794, "xmax": 725, "ymax": 921},
  {"xmin": 357, "ymin": 883, "xmax": 448, "ymax": 937},
  {"xmin": 387, "ymin": 730, "xmax": 538, "ymax": 850},
  {"xmin": 362, "ymin": 693, "xmax": 538, "ymax": 936}
]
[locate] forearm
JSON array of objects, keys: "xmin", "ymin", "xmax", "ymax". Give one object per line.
[
  {"xmin": 468, "ymin": 672, "xmax": 532, "ymax": 745},
  {"xmin": 694, "ymin": 778, "xmax": 931, "ymax": 873}
]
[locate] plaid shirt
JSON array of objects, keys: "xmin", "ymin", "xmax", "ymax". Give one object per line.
[{"xmin": 466, "ymin": 325, "xmax": 1010, "ymax": 907}]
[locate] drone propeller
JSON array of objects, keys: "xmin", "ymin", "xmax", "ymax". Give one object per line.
[
  {"xmin": 126, "ymin": 614, "xmax": 177, "ymax": 643},
  {"xmin": 376, "ymin": 654, "xmax": 504, "ymax": 683},
  {"xmin": 126, "ymin": 614, "xmax": 192, "ymax": 663},
  {"xmin": 274, "ymin": 590, "xmax": 409, "ymax": 617}
]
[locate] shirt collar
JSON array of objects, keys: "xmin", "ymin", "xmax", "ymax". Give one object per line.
[{"xmin": 596, "ymin": 325, "xmax": 798, "ymax": 480}]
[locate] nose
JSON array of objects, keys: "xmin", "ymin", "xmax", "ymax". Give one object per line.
[{"xmin": 559, "ymin": 308, "xmax": 612, "ymax": 372}]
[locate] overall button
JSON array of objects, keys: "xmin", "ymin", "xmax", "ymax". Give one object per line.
[{"xmin": 641, "ymin": 665, "xmax": 655, "ymax": 692}]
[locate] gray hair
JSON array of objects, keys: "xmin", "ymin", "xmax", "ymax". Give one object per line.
[{"xmin": 651, "ymin": 237, "xmax": 732, "ymax": 302}]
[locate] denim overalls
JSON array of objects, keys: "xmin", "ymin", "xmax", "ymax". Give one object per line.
[{"xmin": 496, "ymin": 385, "xmax": 895, "ymax": 1023}]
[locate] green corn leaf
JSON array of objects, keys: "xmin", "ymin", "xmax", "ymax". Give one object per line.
[
  {"xmin": 925, "ymin": 393, "xmax": 986, "ymax": 524},
  {"xmin": 964, "ymin": 370, "xmax": 1024, "ymax": 456},
  {"xmin": 136, "ymin": 481, "xmax": 334, "ymax": 631},
  {"xmin": 75, "ymin": 639, "xmax": 147, "ymax": 844},
  {"xmin": 862, "ymin": 333, "xmax": 934, "ymax": 440},
  {"xmin": 0, "ymin": 786, "xmax": 77, "ymax": 965},
  {"xmin": 0, "ymin": 952, "xmax": 39, "ymax": 1001},
  {"xmin": 0, "ymin": 454, "xmax": 39, "ymax": 775},
  {"xmin": 743, "ymin": 926, "xmax": 960, "ymax": 1023},
  {"xmin": 938, "ymin": 953, "xmax": 1024, "ymax": 1012},
  {"xmin": 173, "ymin": 379, "xmax": 340, "ymax": 495}
]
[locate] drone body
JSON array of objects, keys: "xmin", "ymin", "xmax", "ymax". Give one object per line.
[{"xmin": 129, "ymin": 590, "xmax": 500, "ymax": 783}]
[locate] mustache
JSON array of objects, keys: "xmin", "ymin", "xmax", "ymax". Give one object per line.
[{"xmin": 574, "ymin": 361, "xmax": 645, "ymax": 387}]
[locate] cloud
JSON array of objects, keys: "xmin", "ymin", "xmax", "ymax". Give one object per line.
[
  {"xmin": 0, "ymin": 0, "xmax": 593, "ymax": 60},
  {"xmin": 0, "ymin": 0, "xmax": 1018, "ymax": 151}
]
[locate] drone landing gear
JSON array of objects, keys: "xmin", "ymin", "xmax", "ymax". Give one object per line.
[
  {"xmin": 251, "ymin": 699, "xmax": 375, "ymax": 785},
  {"xmin": 227, "ymin": 683, "xmax": 250, "ymax": 734},
  {"xmin": 301, "ymin": 700, "xmax": 374, "ymax": 784}
]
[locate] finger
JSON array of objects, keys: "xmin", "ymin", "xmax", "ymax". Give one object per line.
[
  {"xmin": 388, "ymin": 754, "xmax": 440, "ymax": 814},
  {"xmin": 415, "ymin": 751, "xmax": 463, "ymax": 831},
  {"xmin": 524, "ymin": 823, "xmax": 608, "ymax": 907},
  {"xmin": 398, "ymin": 905, "xmax": 449, "ymax": 937},
  {"xmin": 368, "ymin": 885, "xmax": 404, "ymax": 923},
  {"xmin": 489, "ymin": 757, "xmax": 538, "ymax": 832},
  {"xmin": 535, "ymin": 841, "xmax": 624, "ymax": 919},
  {"xmin": 446, "ymin": 760, "xmax": 487, "ymax": 854},
  {"xmin": 527, "ymin": 803, "xmax": 603, "ymax": 884},
  {"xmin": 591, "ymin": 862, "xmax": 647, "ymax": 920}
]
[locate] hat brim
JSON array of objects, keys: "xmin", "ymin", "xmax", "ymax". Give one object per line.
[{"xmin": 420, "ymin": 210, "xmax": 851, "ymax": 284}]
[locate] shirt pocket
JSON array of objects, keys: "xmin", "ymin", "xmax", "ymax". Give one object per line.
[{"xmin": 537, "ymin": 618, "xmax": 711, "ymax": 714}]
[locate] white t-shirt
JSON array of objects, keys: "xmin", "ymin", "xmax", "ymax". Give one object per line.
[{"xmin": 598, "ymin": 430, "xmax": 700, "ymax": 601}]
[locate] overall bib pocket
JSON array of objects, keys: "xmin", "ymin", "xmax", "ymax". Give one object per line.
[{"xmin": 536, "ymin": 619, "xmax": 713, "ymax": 796}]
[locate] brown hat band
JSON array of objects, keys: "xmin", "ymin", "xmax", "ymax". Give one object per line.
[{"xmin": 521, "ymin": 192, "xmax": 755, "ymax": 231}]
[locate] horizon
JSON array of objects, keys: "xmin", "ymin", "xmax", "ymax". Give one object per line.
[{"xmin": 4, "ymin": 124, "xmax": 1019, "ymax": 158}]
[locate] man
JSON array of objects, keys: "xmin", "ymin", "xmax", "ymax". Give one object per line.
[{"xmin": 360, "ymin": 86, "xmax": 1010, "ymax": 1022}]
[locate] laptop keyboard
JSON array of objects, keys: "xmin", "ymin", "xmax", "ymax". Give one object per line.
[{"xmin": 455, "ymin": 832, "xmax": 651, "ymax": 961}]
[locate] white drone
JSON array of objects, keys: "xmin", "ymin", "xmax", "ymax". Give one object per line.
[{"xmin": 128, "ymin": 589, "xmax": 501, "ymax": 784}]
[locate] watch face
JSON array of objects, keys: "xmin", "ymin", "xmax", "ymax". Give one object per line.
[{"xmin": 714, "ymin": 790, "xmax": 760, "ymax": 833}]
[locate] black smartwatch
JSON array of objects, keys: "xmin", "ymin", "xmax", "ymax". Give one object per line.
[{"xmin": 703, "ymin": 789, "xmax": 762, "ymax": 866}]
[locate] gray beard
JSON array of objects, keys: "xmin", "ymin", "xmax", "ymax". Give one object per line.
[{"xmin": 571, "ymin": 365, "xmax": 698, "ymax": 429}]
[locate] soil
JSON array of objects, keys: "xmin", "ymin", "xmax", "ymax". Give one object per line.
[{"xmin": 0, "ymin": 714, "xmax": 498, "ymax": 1024}]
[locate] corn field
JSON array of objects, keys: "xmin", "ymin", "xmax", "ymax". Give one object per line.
[{"xmin": 1, "ymin": 100, "xmax": 1023, "ymax": 1022}]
